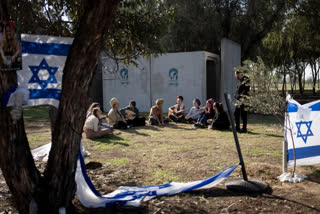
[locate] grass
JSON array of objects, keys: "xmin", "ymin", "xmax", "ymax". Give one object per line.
[
  {"xmin": 109, "ymin": 158, "xmax": 129, "ymax": 165},
  {"xmin": 23, "ymin": 105, "xmax": 286, "ymax": 186}
]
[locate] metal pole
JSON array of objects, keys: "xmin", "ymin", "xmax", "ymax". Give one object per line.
[
  {"xmin": 282, "ymin": 140, "xmax": 288, "ymax": 173},
  {"xmin": 224, "ymin": 93, "xmax": 248, "ymax": 181}
]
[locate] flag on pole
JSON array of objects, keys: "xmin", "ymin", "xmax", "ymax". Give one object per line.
[
  {"xmin": 285, "ymin": 95, "xmax": 320, "ymax": 167},
  {"xmin": 4, "ymin": 34, "xmax": 73, "ymax": 108}
]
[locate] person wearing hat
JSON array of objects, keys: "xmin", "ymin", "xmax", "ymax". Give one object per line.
[
  {"xmin": 185, "ymin": 98, "xmax": 201, "ymax": 124},
  {"xmin": 84, "ymin": 107, "xmax": 113, "ymax": 139},
  {"xmin": 168, "ymin": 95, "xmax": 186, "ymax": 123},
  {"xmin": 120, "ymin": 100, "xmax": 146, "ymax": 127},
  {"xmin": 194, "ymin": 98, "xmax": 215, "ymax": 128},
  {"xmin": 107, "ymin": 97, "xmax": 128, "ymax": 129},
  {"xmin": 149, "ymin": 99, "xmax": 169, "ymax": 126}
]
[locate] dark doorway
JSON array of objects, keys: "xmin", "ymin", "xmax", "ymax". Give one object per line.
[{"xmin": 206, "ymin": 60, "xmax": 219, "ymax": 101}]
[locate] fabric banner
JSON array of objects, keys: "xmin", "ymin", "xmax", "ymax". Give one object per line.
[
  {"xmin": 31, "ymin": 143, "xmax": 238, "ymax": 208},
  {"xmin": 285, "ymin": 95, "xmax": 320, "ymax": 167},
  {"xmin": 5, "ymin": 34, "xmax": 73, "ymax": 108}
]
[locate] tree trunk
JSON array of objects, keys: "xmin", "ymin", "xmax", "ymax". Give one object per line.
[
  {"xmin": 0, "ymin": 2, "xmax": 42, "ymax": 213},
  {"xmin": 0, "ymin": 0, "xmax": 119, "ymax": 213},
  {"xmin": 41, "ymin": 0, "xmax": 119, "ymax": 212}
]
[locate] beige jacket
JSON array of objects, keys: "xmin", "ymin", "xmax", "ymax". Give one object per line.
[{"xmin": 108, "ymin": 108, "xmax": 125, "ymax": 126}]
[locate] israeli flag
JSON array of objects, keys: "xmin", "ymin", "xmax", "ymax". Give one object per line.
[
  {"xmin": 285, "ymin": 95, "xmax": 320, "ymax": 167},
  {"xmin": 4, "ymin": 34, "xmax": 73, "ymax": 108},
  {"xmin": 76, "ymin": 153, "xmax": 238, "ymax": 208},
  {"xmin": 31, "ymin": 142, "xmax": 238, "ymax": 208}
]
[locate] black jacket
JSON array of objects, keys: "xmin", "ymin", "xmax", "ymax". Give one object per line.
[
  {"xmin": 236, "ymin": 76, "xmax": 250, "ymax": 100},
  {"xmin": 211, "ymin": 111, "xmax": 230, "ymax": 130}
]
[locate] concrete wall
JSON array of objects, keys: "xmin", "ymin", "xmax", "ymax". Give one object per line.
[
  {"xmin": 102, "ymin": 56, "xmax": 151, "ymax": 112},
  {"xmin": 102, "ymin": 51, "xmax": 220, "ymax": 113},
  {"xmin": 220, "ymin": 38, "xmax": 241, "ymax": 108}
]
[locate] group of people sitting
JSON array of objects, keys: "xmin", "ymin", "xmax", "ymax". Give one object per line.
[{"xmin": 83, "ymin": 96, "xmax": 230, "ymax": 140}]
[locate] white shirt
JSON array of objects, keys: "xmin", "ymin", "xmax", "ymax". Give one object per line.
[{"xmin": 85, "ymin": 115, "xmax": 99, "ymax": 132}]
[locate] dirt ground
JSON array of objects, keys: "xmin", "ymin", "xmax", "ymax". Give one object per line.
[{"xmin": 1, "ymin": 108, "xmax": 320, "ymax": 213}]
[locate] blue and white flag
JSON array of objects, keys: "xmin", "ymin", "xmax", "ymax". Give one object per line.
[
  {"xmin": 31, "ymin": 142, "xmax": 238, "ymax": 208},
  {"xmin": 285, "ymin": 95, "xmax": 320, "ymax": 167},
  {"xmin": 4, "ymin": 34, "xmax": 73, "ymax": 108},
  {"xmin": 76, "ymin": 154, "xmax": 238, "ymax": 208}
]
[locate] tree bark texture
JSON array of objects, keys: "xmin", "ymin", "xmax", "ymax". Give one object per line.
[
  {"xmin": 42, "ymin": 0, "xmax": 119, "ymax": 212},
  {"xmin": 0, "ymin": 0, "xmax": 119, "ymax": 213}
]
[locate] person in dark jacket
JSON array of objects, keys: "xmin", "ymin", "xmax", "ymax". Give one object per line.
[
  {"xmin": 234, "ymin": 71, "xmax": 250, "ymax": 133},
  {"xmin": 208, "ymin": 102, "xmax": 230, "ymax": 130},
  {"xmin": 120, "ymin": 100, "xmax": 146, "ymax": 127}
]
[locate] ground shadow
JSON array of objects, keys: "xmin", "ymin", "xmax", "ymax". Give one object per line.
[
  {"xmin": 94, "ymin": 135, "xmax": 129, "ymax": 147},
  {"xmin": 120, "ymin": 127, "xmax": 151, "ymax": 136},
  {"xmin": 166, "ymin": 123, "xmax": 194, "ymax": 131}
]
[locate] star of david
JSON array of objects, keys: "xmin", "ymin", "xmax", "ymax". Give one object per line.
[
  {"xmin": 28, "ymin": 58, "xmax": 58, "ymax": 89},
  {"xmin": 295, "ymin": 121, "xmax": 313, "ymax": 144}
]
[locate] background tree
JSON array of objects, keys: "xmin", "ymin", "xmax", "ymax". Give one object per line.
[{"xmin": 162, "ymin": 0, "xmax": 289, "ymax": 60}]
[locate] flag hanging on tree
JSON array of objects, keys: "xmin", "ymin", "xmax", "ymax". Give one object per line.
[{"xmin": 4, "ymin": 34, "xmax": 73, "ymax": 108}]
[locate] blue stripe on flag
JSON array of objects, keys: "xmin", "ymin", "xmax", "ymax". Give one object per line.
[
  {"xmin": 288, "ymin": 145, "xmax": 320, "ymax": 161},
  {"xmin": 2, "ymin": 86, "xmax": 17, "ymax": 107},
  {"xmin": 29, "ymin": 89, "xmax": 61, "ymax": 100},
  {"xmin": 287, "ymin": 102, "xmax": 298, "ymax": 112},
  {"xmin": 78, "ymin": 153, "xmax": 102, "ymax": 197},
  {"xmin": 21, "ymin": 41, "xmax": 71, "ymax": 56},
  {"xmin": 287, "ymin": 101, "xmax": 320, "ymax": 112},
  {"xmin": 309, "ymin": 102, "xmax": 320, "ymax": 111}
]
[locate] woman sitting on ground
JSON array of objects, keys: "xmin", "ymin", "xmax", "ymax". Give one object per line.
[
  {"xmin": 185, "ymin": 98, "xmax": 201, "ymax": 124},
  {"xmin": 108, "ymin": 97, "xmax": 128, "ymax": 129},
  {"xmin": 168, "ymin": 95, "xmax": 186, "ymax": 123},
  {"xmin": 84, "ymin": 107, "xmax": 113, "ymax": 139},
  {"xmin": 87, "ymin": 102, "xmax": 101, "ymax": 118},
  {"xmin": 120, "ymin": 100, "xmax": 146, "ymax": 127},
  {"xmin": 149, "ymin": 99, "xmax": 170, "ymax": 126},
  {"xmin": 194, "ymin": 98, "xmax": 215, "ymax": 128},
  {"xmin": 207, "ymin": 102, "xmax": 230, "ymax": 130}
]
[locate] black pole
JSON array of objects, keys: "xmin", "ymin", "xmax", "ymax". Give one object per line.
[{"xmin": 224, "ymin": 93, "xmax": 248, "ymax": 181}]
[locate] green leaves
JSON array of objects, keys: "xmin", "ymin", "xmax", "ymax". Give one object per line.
[{"xmin": 235, "ymin": 57, "xmax": 286, "ymax": 119}]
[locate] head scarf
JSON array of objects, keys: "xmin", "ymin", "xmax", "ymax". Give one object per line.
[{"xmin": 109, "ymin": 97, "xmax": 119, "ymax": 108}]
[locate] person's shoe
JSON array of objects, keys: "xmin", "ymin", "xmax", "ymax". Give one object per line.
[
  {"xmin": 83, "ymin": 150, "xmax": 91, "ymax": 157},
  {"xmin": 191, "ymin": 124, "xmax": 197, "ymax": 130},
  {"xmin": 208, "ymin": 125, "xmax": 213, "ymax": 129},
  {"xmin": 239, "ymin": 128, "xmax": 247, "ymax": 133}
]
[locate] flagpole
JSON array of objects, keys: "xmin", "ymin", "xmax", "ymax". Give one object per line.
[
  {"xmin": 224, "ymin": 93, "xmax": 269, "ymax": 193},
  {"xmin": 224, "ymin": 93, "xmax": 248, "ymax": 180}
]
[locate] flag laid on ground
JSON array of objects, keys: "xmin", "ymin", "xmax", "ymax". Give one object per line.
[
  {"xmin": 285, "ymin": 95, "xmax": 320, "ymax": 167},
  {"xmin": 4, "ymin": 34, "xmax": 73, "ymax": 108},
  {"xmin": 31, "ymin": 143, "xmax": 238, "ymax": 208}
]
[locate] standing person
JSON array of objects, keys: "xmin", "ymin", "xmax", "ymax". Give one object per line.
[
  {"xmin": 208, "ymin": 102, "xmax": 230, "ymax": 130},
  {"xmin": 194, "ymin": 98, "xmax": 215, "ymax": 128},
  {"xmin": 149, "ymin": 99, "xmax": 170, "ymax": 126},
  {"xmin": 168, "ymin": 95, "xmax": 186, "ymax": 122},
  {"xmin": 120, "ymin": 100, "xmax": 146, "ymax": 127},
  {"xmin": 234, "ymin": 71, "xmax": 250, "ymax": 133},
  {"xmin": 84, "ymin": 107, "xmax": 113, "ymax": 139},
  {"xmin": 185, "ymin": 98, "xmax": 201, "ymax": 124},
  {"xmin": 108, "ymin": 97, "xmax": 128, "ymax": 129}
]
